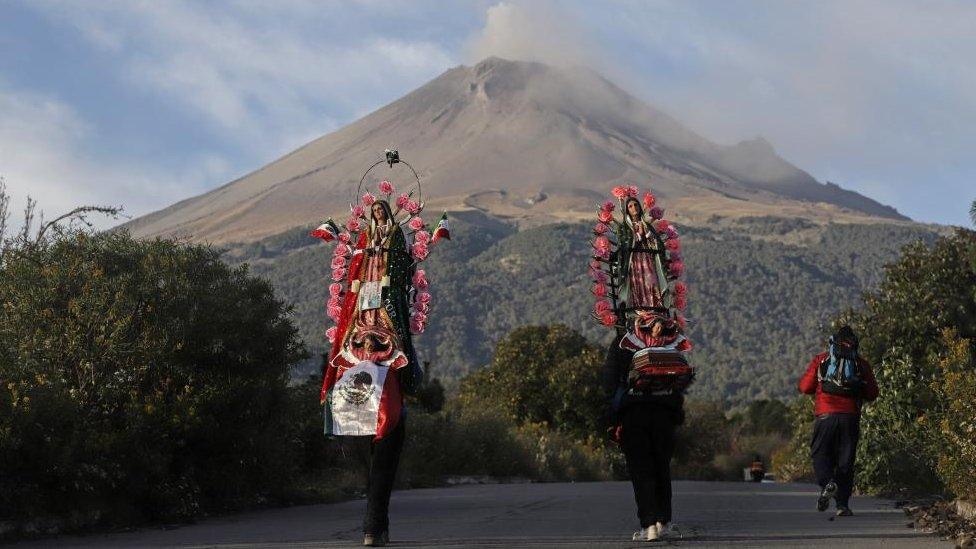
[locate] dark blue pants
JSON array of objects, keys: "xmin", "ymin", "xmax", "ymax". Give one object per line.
[{"xmin": 810, "ymin": 413, "xmax": 860, "ymax": 507}]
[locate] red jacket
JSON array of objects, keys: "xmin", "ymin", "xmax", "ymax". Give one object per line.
[{"xmin": 798, "ymin": 352, "xmax": 879, "ymax": 415}]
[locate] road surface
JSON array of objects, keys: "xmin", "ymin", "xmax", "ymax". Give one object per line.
[{"xmin": 16, "ymin": 481, "xmax": 943, "ymax": 548}]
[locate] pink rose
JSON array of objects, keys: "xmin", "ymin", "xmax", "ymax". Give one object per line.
[
  {"xmin": 334, "ymin": 243, "xmax": 351, "ymax": 257},
  {"xmin": 327, "ymin": 305, "xmax": 342, "ymax": 320},
  {"xmin": 405, "ymin": 200, "xmax": 421, "ymax": 215},
  {"xmin": 411, "ymin": 311, "xmax": 428, "ymax": 324},
  {"xmin": 664, "ymin": 224, "xmax": 678, "ymax": 239},
  {"xmin": 649, "ymin": 206, "xmax": 664, "ymax": 220},
  {"xmin": 643, "ymin": 192, "xmax": 656, "ymax": 210},
  {"xmin": 362, "ymin": 192, "xmax": 376, "ymax": 206},
  {"xmin": 627, "ymin": 185, "xmax": 639, "ymax": 198},
  {"xmin": 408, "ymin": 217, "xmax": 425, "ymax": 231},
  {"xmin": 601, "ymin": 200, "xmax": 616, "ymax": 212},
  {"xmin": 592, "ymin": 283, "xmax": 608, "ymax": 297},
  {"xmin": 669, "ymin": 260, "xmax": 685, "ymax": 277},
  {"xmin": 593, "ymin": 222, "xmax": 609, "ymax": 235},
  {"xmin": 654, "ymin": 219, "xmax": 670, "ymax": 232},
  {"xmin": 675, "ymin": 295, "xmax": 688, "ymax": 310},
  {"xmin": 412, "ymin": 269, "xmax": 429, "ymax": 290},
  {"xmin": 592, "ymin": 270, "xmax": 609, "ymax": 284},
  {"xmin": 413, "ymin": 301, "xmax": 430, "ymax": 314},
  {"xmin": 414, "ymin": 230, "xmax": 430, "ymax": 245},
  {"xmin": 590, "ymin": 260, "xmax": 602, "ymax": 270},
  {"xmin": 600, "ymin": 311, "xmax": 618, "ymax": 326},
  {"xmin": 669, "ymin": 250, "xmax": 682, "ymax": 262},
  {"xmin": 379, "ymin": 180, "xmax": 394, "ymax": 195},
  {"xmin": 327, "ymin": 295, "xmax": 341, "ymax": 308},
  {"xmin": 329, "ymin": 283, "xmax": 342, "ymax": 297},
  {"xmin": 598, "ymin": 209, "xmax": 613, "ymax": 223},
  {"xmin": 595, "ymin": 299, "xmax": 612, "ymax": 313},
  {"xmin": 409, "ymin": 319, "xmax": 425, "ymax": 334},
  {"xmin": 331, "ymin": 255, "xmax": 347, "ymax": 269},
  {"xmin": 665, "ymin": 238, "xmax": 681, "ymax": 252},
  {"xmin": 411, "ymin": 242, "xmax": 429, "ymax": 261},
  {"xmin": 396, "ymin": 193, "xmax": 410, "ymax": 209},
  {"xmin": 593, "ymin": 235, "xmax": 611, "ymax": 252},
  {"xmin": 593, "ymin": 248, "xmax": 611, "ymax": 261},
  {"xmin": 331, "ymin": 268, "xmax": 346, "ymax": 281},
  {"xmin": 326, "ymin": 326, "xmax": 337, "ymax": 343},
  {"xmin": 417, "ymin": 291, "xmax": 432, "ymax": 304},
  {"xmin": 346, "ymin": 218, "xmax": 362, "ymax": 232},
  {"xmin": 611, "ymin": 186, "xmax": 628, "ymax": 199},
  {"xmin": 351, "ymin": 204, "xmax": 365, "ymax": 218},
  {"xmin": 338, "ymin": 232, "xmax": 351, "ymax": 243},
  {"xmin": 674, "ymin": 281, "xmax": 688, "ymax": 296}
]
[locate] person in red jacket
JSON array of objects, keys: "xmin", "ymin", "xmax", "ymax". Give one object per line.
[{"xmin": 798, "ymin": 326, "xmax": 878, "ymax": 516}]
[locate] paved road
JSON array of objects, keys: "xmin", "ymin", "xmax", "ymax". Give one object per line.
[{"xmin": 16, "ymin": 481, "xmax": 943, "ymax": 548}]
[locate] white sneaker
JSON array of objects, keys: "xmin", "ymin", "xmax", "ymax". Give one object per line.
[
  {"xmin": 632, "ymin": 525, "xmax": 659, "ymax": 541},
  {"xmin": 655, "ymin": 522, "xmax": 673, "ymax": 539}
]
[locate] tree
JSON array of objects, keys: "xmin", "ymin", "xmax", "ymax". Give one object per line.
[
  {"xmin": 0, "ymin": 229, "xmax": 307, "ymax": 524},
  {"xmin": 455, "ymin": 325, "xmax": 605, "ymax": 442}
]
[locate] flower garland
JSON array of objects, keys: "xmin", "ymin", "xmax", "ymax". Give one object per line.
[{"xmin": 590, "ymin": 184, "xmax": 688, "ymax": 329}]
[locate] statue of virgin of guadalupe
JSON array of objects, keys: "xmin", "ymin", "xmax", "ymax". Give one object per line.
[
  {"xmin": 312, "ymin": 156, "xmax": 448, "ymax": 440},
  {"xmin": 616, "ymin": 197, "xmax": 671, "ymax": 312},
  {"xmin": 332, "ymin": 199, "xmax": 415, "ymax": 371}
]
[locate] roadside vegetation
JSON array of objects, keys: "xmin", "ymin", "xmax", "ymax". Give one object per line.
[
  {"xmin": 2, "ymin": 182, "xmax": 971, "ymax": 538},
  {"xmin": 774, "ymin": 227, "xmax": 976, "ymax": 504}
]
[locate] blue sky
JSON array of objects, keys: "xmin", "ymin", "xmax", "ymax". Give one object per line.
[{"xmin": 1, "ymin": 0, "xmax": 973, "ymax": 227}]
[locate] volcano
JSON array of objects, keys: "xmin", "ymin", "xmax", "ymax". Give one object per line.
[{"xmin": 123, "ymin": 57, "xmax": 905, "ymax": 243}]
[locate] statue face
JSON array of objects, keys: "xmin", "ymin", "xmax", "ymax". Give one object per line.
[
  {"xmin": 372, "ymin": 203, "xmax": 387, "ymax": 222},
  {"xmin": 627, "ymin": 200, "xmax": 641, "ymax": 220}
]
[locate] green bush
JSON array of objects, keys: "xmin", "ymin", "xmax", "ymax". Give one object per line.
[
  {"xmin": 0, "ymin": 231, "xmax": 306, "ymax": 527},
  {"xmin": 932, "ymin": 330, "xmax": 976, "ymax": 501},
  {"xmin": 771, "ymin": 398, "xmax": 814, "ymax": 483},
  {"xmin": 455, "ymin": 325, "xmax": 606, "ymax": 442}
]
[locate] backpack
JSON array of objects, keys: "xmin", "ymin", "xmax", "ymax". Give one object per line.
[
  {"xmin": 817, "ymin": 338, "xmax": 864, "ymax": 397},
  {"xmin": 626, "ymin": 347, "xmax": 694, "ymax": 395}
]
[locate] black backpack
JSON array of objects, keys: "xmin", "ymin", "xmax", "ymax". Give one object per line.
[{"xmin": 817, "ymin": 338, "xmax": 863, "ymax": 397}]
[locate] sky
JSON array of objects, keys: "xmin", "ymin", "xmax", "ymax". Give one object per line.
[{"xmin": 1, "ymin": 0, "xmax": 973, "ymax": 228}]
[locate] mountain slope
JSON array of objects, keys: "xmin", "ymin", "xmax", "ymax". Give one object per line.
[{"xmin": 124, "ymin": 57, "xmax": 904, "ymax": 244}]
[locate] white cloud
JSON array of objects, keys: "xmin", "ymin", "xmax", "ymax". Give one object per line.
[
  {"xmin": 0, "ymin": 82, "xmax": 230, "ymax": 229},
  {"xmin": 35, "ymin": 1, "xmax": 457, "ymax": 157}
]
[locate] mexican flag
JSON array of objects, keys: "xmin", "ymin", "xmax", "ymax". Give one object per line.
[
  {"xmin": 310, "ymin": 218, "xmax": 340, "ymax": 241},
  {"xmin": 432, "ymin": 212, "xmax": 450, "ymax": 242},
  {"xmin": 324, "ymin": 361, "xmax": 402, "ymax": 438}
]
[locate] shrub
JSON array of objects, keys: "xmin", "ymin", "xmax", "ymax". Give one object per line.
[
  {"xmin": 0, "ymin": 231, "xmax": 306, "ymax": 526},
  {"xmin": 931, "ymin": 330, "xmax": 976, "ymax": 501},
  {"xmin": 455, "ymin": 325, "xmax": 606, "ymax": 442}
]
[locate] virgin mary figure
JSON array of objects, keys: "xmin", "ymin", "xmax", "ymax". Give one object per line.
[
  {"xmin": 328, "ymin": 199, "xmax": 417, "ymax": 373},
  {"xmin": 615, "ymin": 197, "xmax": 671, "ymax": 312}
]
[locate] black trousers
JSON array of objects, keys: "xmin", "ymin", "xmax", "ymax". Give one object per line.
[
  {"xmin": 363, "ymin": 418, "xmax": 405, "ymax": 534},
  {"xmin": 810, "ymin": 413, "xmax": 860, "ymax": 507},
  {"xmin": 620, "ymin": 403, "xmax": 678, "ymax": 527}
]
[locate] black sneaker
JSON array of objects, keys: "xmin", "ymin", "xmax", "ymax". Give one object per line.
[
  {"xmin": 818, "ymin": 482, "xmax": 837, "ymax": 512},
  {"xmin": 836, "ymin": 506, "xmax": 853, "ymax": 517}
]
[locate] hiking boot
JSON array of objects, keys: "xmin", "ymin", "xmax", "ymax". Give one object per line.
[
  {"xmin": 836, "ymin": 506, "xmax": 854, "ymax": 517},
  {"xmin": 818, "ymin": 481, "xmax": 837, "ymax": 512},
  {"xmin": 655, "ymin": 522, "xmax": 674, "ymax": 539},
  {"xmin": 363, "ymin": 530, "xmax": 389, "ymax": 546},
  {"xmin": 632, "ymin": 525, "xmax": 659, "ymax": 541}
]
